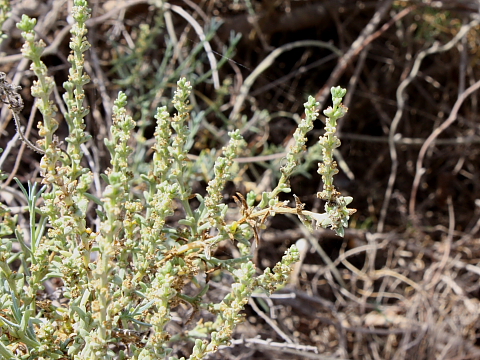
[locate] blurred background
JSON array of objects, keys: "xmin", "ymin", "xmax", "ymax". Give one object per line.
[{"xmin": 1, "ymin": 0, "xmax": 480, "ymax": 359}]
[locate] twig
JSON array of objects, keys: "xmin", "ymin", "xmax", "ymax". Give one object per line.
[
  {"xmin": 0, "ymin": 73, "xmax": 45, "ymax": 155},
  {"xmin": 216, "ymin": 337, "xmax": 324, "ymax": 359},
  {"xmin": 409, "ymin": 77, "xmax": 480, "ymax": 219},
  {"xmin": 248, "ymin": 298, "xmax": 294, "ymax": 344},
  {"xmin": 314, "ymin": 0, "xmax": 406, "ymax": 108},
  {"xmin": 165, "ymin": 3, "xmax": 220, "ymax": 90},
  {"xmin": 229, "ymin": 39, "xmax": 342, "ymax": 121},
  {"xmin": 187, "ymin": 151, "xmax": 286, "ymax": 163},
  {"xmin": 3, "ymin": 105, "xmax": 41, "ymax": 189},
  {"xmin": 378, "ymin": 17, "xmax": 479, "ymax": 232},
  {"xmin": 298, "ymin": 224, "xmax": 347, "ymax": 289},
  {"xmin": 0, "ymin": 131, "xmax": 21, "ymax": 170},
  {"xmin": 11, "ymin": 112, "xmax": 46, "ymax": 155},
  {"xmin": 340, "ymin": 132, "xmax": 480, "ymax": 145}
]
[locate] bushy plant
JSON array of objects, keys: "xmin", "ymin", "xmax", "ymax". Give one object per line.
[{"xmin": 0, "ymin": 1, "xmax": 354, "ymax": 359}]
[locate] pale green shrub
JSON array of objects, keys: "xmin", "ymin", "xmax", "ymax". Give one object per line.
[{"xmin": 0, "ymin": 1, "xmax": 354, "ymax": 359}]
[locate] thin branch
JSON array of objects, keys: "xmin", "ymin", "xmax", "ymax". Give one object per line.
[
  {"xmin": 409, "ymin": 77, "xmax": 480, "ymax": 219},
  {"xmin": 378, "ymin": 17, "xmax": 479, "ymax": 232}
]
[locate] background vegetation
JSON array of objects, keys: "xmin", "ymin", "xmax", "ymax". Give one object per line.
[{"xmin": 1, "ymin": 0, "xmax": 480, "ymax": 359}]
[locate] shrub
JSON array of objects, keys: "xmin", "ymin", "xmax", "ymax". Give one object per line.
[{"xmin": 0, "ymin": 1, "xmax": 354, "ymax": 358}]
